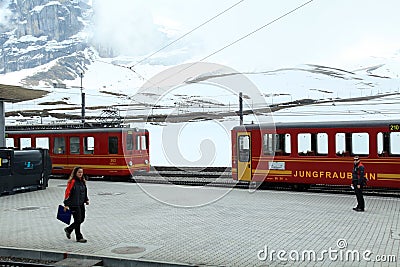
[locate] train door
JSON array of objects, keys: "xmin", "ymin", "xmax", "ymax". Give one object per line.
[{"xmin": 237, "ymin": 132, "xmax": 252, "ymax": 181}]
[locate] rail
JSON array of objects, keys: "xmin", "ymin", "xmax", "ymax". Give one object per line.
[{"xmin": 50, "ymin": 166, "xmax": 400, "ymax": 198}]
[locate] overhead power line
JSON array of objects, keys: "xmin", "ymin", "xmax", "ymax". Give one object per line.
[
  {"xmin": 154, "ymin": 0, "xmax": 315, "ymax": 86},
  {"xmin": 198, "ymin": 0, "xmax": 315, "ymax": 63},
  {"xmin": 129, "ymin": 0, "xmax": 246, "ymax": 69}
]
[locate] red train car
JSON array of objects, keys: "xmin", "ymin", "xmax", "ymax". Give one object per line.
[
  {"xmin": 232, "ymin": 120, "xmax": 400, "ymax": 188},
  {"xmin": 5, "ymin": 124, "xmax": 150, "ymax": 179}
]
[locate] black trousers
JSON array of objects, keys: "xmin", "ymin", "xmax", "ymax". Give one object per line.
[
  {"xmin": 66, "ymin": 205, "xmax": 85, "ymax": 240},
  {"xmin": 353, "ymin": 184, "xmax": 365, "ymax": 210}
]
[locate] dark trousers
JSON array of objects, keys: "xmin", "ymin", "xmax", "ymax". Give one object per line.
[
  {"xmin": 354, "ymin": 184, "xmax": 365, "ymax": 210},
  {"xmin": 66, "ymin": 205, "xmax": 85, "ymax": 240}
]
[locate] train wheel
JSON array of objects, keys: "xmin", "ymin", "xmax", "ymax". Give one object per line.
[
  {"xmin": 103, "ymin": 176, "xmax": 112, "ymax": 181},
  {"xmin": 249, "ymin": 181, "xmax": 262, "ymax": 191},
  {"xmin": 110, "ymin": 176, "xmax": 131, "ymax": 182},
  {"xmin": 291, "ymin": 184, "xmax": 309, "ymax": 191}
]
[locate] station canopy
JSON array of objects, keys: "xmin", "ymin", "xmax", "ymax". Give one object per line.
[{"xmin": 0, "ymin": 84, "xmax": 47, "ymax": 103}]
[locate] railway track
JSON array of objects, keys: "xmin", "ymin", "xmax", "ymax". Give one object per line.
[
  {"xmin": 0, "ymin": 258, "xmax": 56, "ymax": 267},
  {"xmin": 52, "ymin": 166, "xmax": 400, "ymax": 198}
]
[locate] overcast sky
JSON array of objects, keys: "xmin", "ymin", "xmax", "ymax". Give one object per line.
[{"xmin": 91, "ymin": 0, "xmax": 400, "ymax": 72}]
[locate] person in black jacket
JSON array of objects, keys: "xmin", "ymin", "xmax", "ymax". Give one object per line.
[
  {"xmin": 352, "ymin": 156, "xmax": 366, "ymax": 212},
  {"xmin": 63, "ymin": 166, "xmax": 89, "ymax": 242}
]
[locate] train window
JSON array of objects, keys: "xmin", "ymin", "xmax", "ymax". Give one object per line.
[
  {"xmin": 84, "ymin": 137, "xmax": 94, "ymax": 154},
  {"xmin": 109, "ymin": 136, "xmax": 118, "ymax": 154},
  {"xmin": 35, "ymin": 137, "xmax": 49, "ymax": 149},
  {"xmin": 263, "ymin": 133, "xmax": 276, "ymax": 155},
  {"xmin": 336, "ymin": 133, "xmax": 346, "ymax": 156},
  {"xmin": 298, "ymin": 133, "xmax": 311, "ymax": 156},
  {"xmin": 126, "ymin": 133, "xmax": 133, "ymax": 151},
  {"xmin": 316, "ymin": 133, "xmax": 328, "ymax": 155},
  {"xmin": 390, "ymin": 132, "xmax": 400, "ymax": 155},
  {"xmin": 20, "ymin": 138, "xmax": 32, "ymax": 149},
  {"xmin": 352, "ymin": 133, "xmax": 369, "ymax": 156},
  {"xmin": 70, "ymin": 137, "xmax": 80, "ymax": 154},
  {"xmin": 5, "ymin": 138, "xmax": 14, "ymax": 148},
  {"xmin": 263, "ymin": 133, "xmax": 289, "ymax": 156},
  {"xmin": 377, "ymin": 132, "xmax": 384, "ymax": 154},
  {"xmin": 141, "ymin": 135, "xmax": 147, "ymax": 150},
  {"xmin": 377, "ymin": 132, "xmax": 390, "ymax": 156},
  {"xmin": 238, "ymin": 135, "xmax": 250, "ymax": 162},
  {"xmin": 284, "ymin": 134, "xmax": 291, "ymax": 154},
  {"xmin": 54, "ymin": 137, "xmax": 65, "ymax": 154}
]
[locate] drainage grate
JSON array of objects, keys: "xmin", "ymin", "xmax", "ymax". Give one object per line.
[
  {"xmin": 391, "ymin": 230, "xmax": 400, "ymax": 239},
  {"xmin": 111, "ymin": 246, "xmax": 146, "ymax": 254},
  {"xmin": 17, "ymin": 206, "xmax": 40, "ymax": 211}
]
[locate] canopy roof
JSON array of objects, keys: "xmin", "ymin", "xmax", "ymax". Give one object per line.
[{"xmin": 0, "ymin": 84, "xmax": 47, "ymax": 103}]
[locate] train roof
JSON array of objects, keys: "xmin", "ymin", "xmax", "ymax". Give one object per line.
[
  {"xmin": 232, "ymin": 119, "xmax": 400, "ymax": 131},
  {"xmin": 6, "ymin": 127, "xmax": 148, "ymax": 134}
]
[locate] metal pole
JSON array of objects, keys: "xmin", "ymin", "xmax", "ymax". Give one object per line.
[
  {"xmin": 0, "ymin": 101, "xmax": 5, "ymax": 147},
  {"xmin": 239, "ymin": 92, "xmax": 243, "ymax": 125},
  {"xmin": 80, "ymin": 72, "xmax": 85, "ymax": 123}
]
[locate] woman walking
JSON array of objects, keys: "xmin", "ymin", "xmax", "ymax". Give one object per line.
[{"xmin": 63, "ymin": 166, "xmax": 89, "ymax": 243}]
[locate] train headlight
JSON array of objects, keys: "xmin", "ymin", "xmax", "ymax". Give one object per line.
[
  {"xmin": 144, "ymin": 159, "xmax": 149, "ymax": 165},
  {"xmin": 128, "ymin": 161, "xmax": 133, "ymax": 166}
]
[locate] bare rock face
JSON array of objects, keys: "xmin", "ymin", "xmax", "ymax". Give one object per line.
[
  {"xmin": 15, "ymin": 0, "xmax": 84, "ymax": 41},
  {"xmin": 0, "ymin": 0, "xmax": 92, "ymax": 74}
]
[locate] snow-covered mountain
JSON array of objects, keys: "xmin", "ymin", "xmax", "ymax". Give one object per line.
[
  {"xmin": 1, "ymin": 0, "xmax": 400, "ymax": 126},
  {"xmin": 0, "ymin": 0, "xmax": 94, "ymax": 85}
]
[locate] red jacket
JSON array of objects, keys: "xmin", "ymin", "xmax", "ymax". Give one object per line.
[{"xmin": 64, "ymin": 178, "xmax": 88, "ymax": 206}]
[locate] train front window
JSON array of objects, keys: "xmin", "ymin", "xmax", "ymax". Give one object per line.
[
  {"xmin": 126, "ymin": 132, "xmax": 133, "ymax": 151},
  {"xmin": 238, "ymin": 135, "xmax": 250, "ymax": 162},
  {"xmin": 109, "ymin": 136, "xmax": 118, "ymax": 154},
  {"xmin": 135, "ymin": 135, "xmax": 141, "ymax": 150},
  {"xmin": 70, "ymin": 137, "xmax": 80, "ymax": 154},
  {"xmin": 54, "ymin": 137, "xmax": 65, "ymax": 154},
  {"xmin": 141, "ymin": 135, "xmax": 147, "ymax": 150}
]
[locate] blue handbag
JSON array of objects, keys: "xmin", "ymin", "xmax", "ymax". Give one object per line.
[{"xmin": 56, "ymin": 205, "xmax": 71, "ymax": 224}]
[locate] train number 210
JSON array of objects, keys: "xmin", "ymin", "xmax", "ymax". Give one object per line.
[{"xmin": 389, "ymin": 124, "xmax": 400, "ymax": 131}]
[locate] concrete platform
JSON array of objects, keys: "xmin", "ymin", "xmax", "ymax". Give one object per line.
[{"xmin": 0, "ymin": 179, "xmax": 399, "ymax": 266}]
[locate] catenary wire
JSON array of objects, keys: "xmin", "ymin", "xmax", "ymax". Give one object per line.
[
  {"xmin": 129, "ymin": 0, "xmax": 246, "ymax": 68},
  {"xmin": 148, "ymin": 0, "xmax": 315, "ymax": 88}
]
